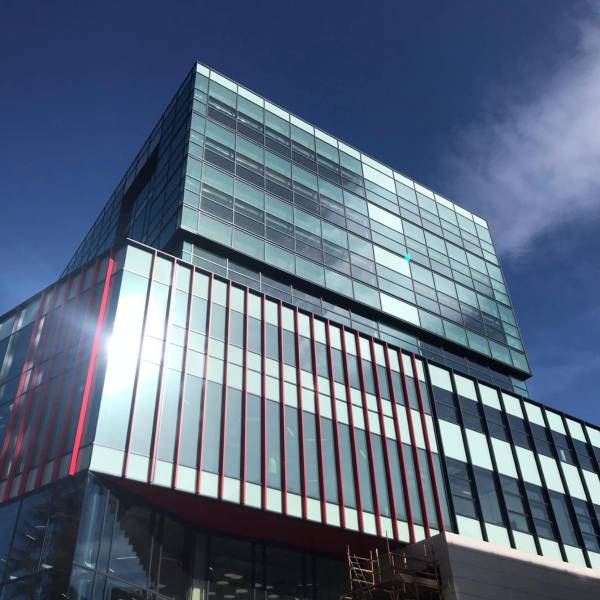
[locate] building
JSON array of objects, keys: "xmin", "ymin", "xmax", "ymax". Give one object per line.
[{"xmin": 0, "ymin": 61, "xmax": 599, "ymax": 599}]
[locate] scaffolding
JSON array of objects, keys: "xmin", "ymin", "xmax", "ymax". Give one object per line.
[{"xmin": 340, "ymin": 543, "xmax": 442, "ymax": 600}]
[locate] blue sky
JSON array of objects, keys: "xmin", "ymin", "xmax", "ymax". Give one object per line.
[{"xmin": 1, "ymin": 1, "xmax": 599, "ymax": 423}]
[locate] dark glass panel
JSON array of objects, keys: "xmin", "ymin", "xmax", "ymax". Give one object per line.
[
  {"xmin": 285, "ymin": 406, "xmax": 301, "ymax": 494},
  {"xmin": 473, "ymin": 467, "xmax": 504, "ymax": 526},
  {"xmin": 266, "ymin": 400, "xmax": 281, "ymax": 489},
  {"xmin": 246, "ymin": 393, "xmax": 262, "ymax": 485},
  {"xmin": 202, "ymin": 382, "xmax": 223, "ymax": 473},
  {"xmin": 338, "ymin": 424, "xmax": 357, "ymax": 508},
  {"xmin": 321, "ymin": 417, "xmax": 339, "ymax": 504},
  {"xmin": 303, "ymin": 411, "xmax": 320, "ymax": 499}
]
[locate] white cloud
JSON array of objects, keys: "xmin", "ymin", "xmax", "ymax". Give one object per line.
[{"xmin": 441, "ymin": 3, "xmax": 600, "ymax": 256}]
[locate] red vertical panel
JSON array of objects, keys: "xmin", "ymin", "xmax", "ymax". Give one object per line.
[
  {"xmin": 148, "ymin": 259, "xmax": 179, "ymax": 484},
  {"xmin": 240, "ymin": 288, "xmax": 249, "ymax": 505},
  {"xmin": 173, "ymin": 267, "xmax": 196, "ymax": 489},
  {"xmin": 122, "ymin": 252, "xmax": 157, "ymax": 479},
  {"xmin": 52, "ymin": 258, "xmax": 104, "ymax": 482},
  {"xmin": 309, "ymin": 314, "xmax": 327, "ymax": 522},
  {"xmin": 68, "ymin": 257, "xmax": 116, "ymax": 475},
  {"xmin": 354, "ymin": 332, "xmax": 382, "ymax": 536},
  {"xmin": 339, "ymin": 325, "xmax": 364, "ymax": 532},
  {"xmin": 398, "ymin": 349, "xmax": 431, "ymax": 538},
  {"xmin": 18, "ymin": 278, "xmax": 73, "ymax": 495},
  {"xmin": 34, "ymin": 269, "xmax": 88, "ymax": 489},
  {"xmin": 0, "ymin": 292, "xmax": 49, "ymax": 480},
  {"xmin": 196, "ymin": 274, "xmax": 214, "ymax": 494},
  {"xmin": 383, "ymin": 343, "xmax": 415, "ymax": 542},
  {"xmin": 410, "ymin": 354, "xmax": 445, "ymax": 532},
  {"xmin": 324, "ymin": 320, "xmax": 346, "ymax": 528},
  {"xmin": 0, "ymin": 291, "xmax": 49, "ymax": 498},
  {"xmin": 218, "ymin": 282, "xmax": 232, "ymax": 499},
  {"xmin": 261, "ymin": 294, "xmax": 268, "ymax": 509},
  {"xmin": 294, "ymin": 308, "xmax": 308, "ymax": 520},
  {"xmin": 278, "ymin": 302, "xmax": 288, "ymax": 514},
  {"xmin": 369, "ymin": 338, "xmax": 399, "ymax": 541}
]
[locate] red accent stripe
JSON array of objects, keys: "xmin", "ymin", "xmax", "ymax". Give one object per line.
[
  {"xmin": 0, "ymin": 292, "xmax": 49, "ymax": 480},
  {"xmin": 339, "ymin": 325, "xmax": 364, "ymax": 532},
  {"xmin": 17, "ymin": 278, "xmax": 73, "ymax": 496},
  {"xmin": 278, "ymin": 302, "xmax": 288, "ymax": 514},
  {"xmin": 324, "ymin": 320, "xmax": 346, "ymax": 528},
  {"xmin": 218, "ymin": 282, "xmax": 232, "ymax": 499},
  {"xmin": 354, "ymin": 332, "xmax": 382, "ymax": 536},
  {"xmin": 383, "ymin": 343, "xmax": 415, "ymax": 543},
  {"xmin": 240, "ymin": 288, "xmax": 249, "ymax": 505},
  {"xmin": 399, "ymin": 350, "xmax": 431, "ymax": 538},
  {"xmin": 309, "ymin": 314, "xmax": 327, "ymax": 522},
  {"xmin": 369, "ymin": 338, "xmax": 399, "ymax": 541},
  {"xmin": 52, "ymin": 258, "xmax": 103, "ymax": 481},
  {"xmin": 68, "ymin": 257, "xmax": 115, "ymax": 475},
  {"xmin": 148, "ymin": 260, "xmax": 179, "ymax": 484},
  {"xmin": 196, "ymin": 274, "xmax": 214, "ymax": 494},
  {"xmin": 411, "ymin": 354, "xmax": 445, "ymax": 532},
  {"xmin": 173, "ymin": 267, "xmax": 196, "ymax": 490},
  {"xmin": 294, "ymin": 308, "xmax": 308, "ymax": 520}
]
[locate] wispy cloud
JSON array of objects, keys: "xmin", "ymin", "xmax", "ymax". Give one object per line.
[{"xmin": 441, "ymin": 3, "xmax": 600, "ymax": 256}]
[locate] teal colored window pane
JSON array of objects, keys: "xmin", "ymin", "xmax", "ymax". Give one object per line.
[
  {"xmin": 487, "ymin": 263, "xmax": 503, "ymax": 282},
  {"xmin": 466, "ymin": 252, "xmax": 486, "ymax": 274},
  {"xmin": 316, "ymin": 139, "xmax": 339, "ymax": 163},
  {"xmin": 186, "ymin": 157, "xmax": 202, "ymax": 181},
  {"xmin": 265, "ymin": 110, "xmax": 289, "ymax": 135},
  {"xmin": 233, "ymin": 229, "xmax": 264, "ymax": 260},
  {"xmin": 403, "ymin": 221, "xmax": 425, "ymax": 244},
  {"xmin": 466, "ymin": 331, "xmax": 489, "ymax": 355},
  {"xmin": 457, "ymin": 214, "xmax": 477, "ymax": 235},
  {"xmin": 443, "ymin": 321, "xmax": 467, "ymax": 346},
  {"xmin": 325, "ymin": 269, "xmax": 352, "ymax": 297},
  {"xmin": 511, "ymin": 351, "xmax": 529, "ymax": 372},
  {"xmin": 507, "ymin": 335, "xmax": 523, "ymax": 351},
  {"xmin": 447, "ymin": 244, "xmax": 467, "ymax": 264},
  {"xmin": 194, "ymin": 73, "xmax": 208, "ymax": 92},
  {"xmin": 296, "ymin": 256, "xmax": 324, "ymax": 285},
  {"xmin": 266, "ymin": 243, "xmax": 294, "ymax": 273},
  {"xmin": 438, "ymin": 205, "xmax": 458, "ymax": 226},
  {"xmin": 352, "ymin": 281, "xmax": 380, "ymax": 309},
  {"xmin": 489, "ymin": 340, "xmax": 512, "ymax": 364},
  {"xmin": 238, "ymin": 96, "xmax": 263, "ymax": 123},
  {"xmin": 319, "ymin": 179, "xmax": 344, "ymax": 203},
  {"xmin": 203, "ymin": 164, "xmax": 234, "ymax": 195},
  {"xmin": 206, "ymin": 121, "xmax": 235, "ymax": 150},
  {"xmin": 265, "ymin": 194, "xmax": 292, "ymax": 221},
  {"xmin": 183, "ymin": 189, "xmax": 199, "ymax": 208},
  {"xmin": 417, "ymin": 193, "xmax": 438, "ymax": 215},
  {"xmin": 292, "ymin": 164, "xmax": 318, "ymax": 191},
  {"xmin": 266, "ymin": 151, "xmax": 291, "ymax": 177},
  {"xmin": 185, "ymin": 176, "xmax": 201, "ymax": 194},
  {"xmin": 348, "ymin": 233, "xmax": 374, "ymax": 260},
  {"xmin": 322, "ymin": 221, "xmax": 347, "ymax": 247},
  {"xmin": 181, "ymin": 206, "xmax": 198, "ymax": 231},
  {"xmin": 434, "ymin": 274, "xmax": 457, "ymax": 298},
  {"xmin": 198, "ymin": 214, "xmax": 232, "ymax": 245},
  {"xmin": 420, "ymin": 311, "xmax": 444, "ymax": 336},
  {"xmin": 411, "ymin": 264, "xmax": 434, "ymax": 288},
  {"xmin": 343, "ymin": 190, "xmax": 367, "ymax": 214},
  {"xmin": 291, "ymin": 124, "xmax": 315, "ymax": 149},
  {"xmin": 395, "ymin": 180, "xmax": 417, "ymax": 203},
  {"xmin": 477, "ymin": 294, "xmax": 499, "ymax": 317},
  {"xmin": 235, "ymin": 180, "xmax": 264, "ymax": 209},
  {"xmin": 425, "ymin": 232, "xmax": 446, "ymax": 254},
  {"xmin": 209, "ymin": 80, "xmax": 236, "ymax": 107},
  {"xmin": 236, "ymin": 136, "xmax": 264, "ymax": 163},
  {"xmin": 456, "ymin": 284, "xmax": 478, "ymax": 307},
  {"xmin": 294, "ymin": 207, "xmax": 321, "ymax": 234},
  {"xmin": 340, "ymin": 151, "xmax": 363, "ymax": 176},
  {"xmin": 191, "ymin": 113, "xmax": 205, "ymax": 133}
]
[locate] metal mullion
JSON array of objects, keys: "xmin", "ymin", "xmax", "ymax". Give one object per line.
[
  {"xmin": 51, "ymin": 258, "xmax": 104, "ymax": 482},
  {"xmin": 1, "ymin": 291, "xmax": 49, "ymax": 497},
  {"xmin": 398, "ymin": 350, "xmax": 431, "ymax": 538},
  {"xmin": 218, "ymin": 281, "xmax": 232, "ymax": 499},
  {"xmin": 369, "ymin": 338, "xmax": 399, "ymax": 541},
  {"xmin": 422, "ymin": 358, "xmax": 458, "ymax": 533},
  {"xmin": 446, "ymin": 365, "xmax": 488, "ymax": 542},
  {"xmin": 294, "ymin": 307, "xmax": 309, "ymax": 520},
  {"xmin": 471, "ymin": 378, "xmax": 515, "ymax": 548},
  {"xmin": 560, "ymin": 414, "xmax": 600, "ymax": 556},
  {"xmin": 148, "ymin": 259, "xmax": 179, "ymax": 484},
  {"xmin": 309, "ymin": 314, "xmax": 327, "ymax": 522},
  {"xmin": 240, "ymin": 288, "xmax": 249, "ymax": 505},
  {"xmin": 278, "ymin": 302, "xmax": 288, "ymax": 514},
  {"xmin": 539, "ymin": 406, "xmax": 591, "ymax": 567},
  {"xmin": 196, "ymin": 274, "xmax": 214, "ymax": 494},
  {"xmin": 34, "ymin": 272, "xmax": 85, "ymax": 489},
  {"xmin": 123, "ymin": 252, "xmax": 158, "ymax": 479},
  {"xmin": 499, "ymin": 390, "xmax": 566, "ymax": 560},
  {"xmin": 410, "ymin": 354, "xmax": 445, "ymax": 532},
  {"xmin": 18, "ymin": 278, "xmax": 73, "ymax": 495},
  {"xmin": 383, "ymin": 343, "xmax": 415, "ymax": 542},
  {"xmin": 324, "ymin": 319, "xmax": 346, "ymax": 528},
  {"xmin": 173, "ymin": 268, "xmax": 197, "ymax": 489},
  {"xmin": 0, "ymin": 290, "xmax": 49, "ymax": 479},
  {"xmin": 339, "ymin": 325, "xmax": 364, "ymax": 532},
  {"xmin": 261, "ymin": 295, "xmax": 268, "ymax": 508},
  {"xmin": 354, "ymin": 332, "xmax": 382, "ymax": 536}
]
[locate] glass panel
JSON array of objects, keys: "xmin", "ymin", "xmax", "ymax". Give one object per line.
[
  {"xmin": 246, "ymin": 393, "xmax": 262, "ymax": 484},
  {"xmin": 224, "ymin": 388, "xmax": 243, "ymax": 479},
  {"xmin": 303, "ymin": 411, "xmax": 320, "ymax": 499},
  {"xmin": 285, "ymin": 406, "xmax": 301, "ymax": 494},
  {"xmin": 473, "ymin": 467, "xmax": 504, "ymax": 526},
  {"xmin": 267, "ymin": 400, "xmax": 281, "ymax": 489},
  {"xmin": 202, "ymin": 382, "xmax": 223, "ymax": 473},
  {"xmin": 338, "ymin": 424, "xmax": 357, "ymax": 508},
  {"xmin": 321, "ymin": 417, "xmax": 339, "ymax": 503}
]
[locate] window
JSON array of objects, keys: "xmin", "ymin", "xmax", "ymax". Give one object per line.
[
  {"xmin": 508, "ymin": 415, "xmax": 532, "ymax": 450},
  {"xmin": 432, "ymin": 385, "xmax": 459, "ymax": 424},
  {"xmin": 549, "ymin": 491, "xmax": 579, "ymax": 547},
  {"xmin": 530, "ymin": 423, "xmax": 555, "ymax": 458},
  {"xmin": 446, "ymin": 458, "xmax": 478, "ymax": 520},
  {"xmin": 266, "ymin": 400, "xmax": 281, "ymax": 489},
  {"xmin": 473, "ymin": 467, "xmax": 504, "ymax": 526},
  {"xmin": 483, "ymin": 405, "xmax": 509, "ymax": 441},
  {"xmin": 285, "ymin": 406, "xmax": 301, "ymax": 494},
  {"xmin": 499, "ymin": 475, "xmax": 532, "ymax": 534},
  {"xmin": 551, "ymin": 431, "xmax": 576, "ymax": 465},
  {"xmin": 303, "ymin": 412, "xmax": 320, "ymax": 499},
  {"xmin": 355, "ymin": 430, "xmax": 374, "ymax": 513},
  {"xmin": 321, "ymin": 417, "xmax": 339, "ymax": 504},
  {"xmin": 573, "ymin": 498, "xmax": 600, "ymax": 552},
  {"xmin": 338, "ymin": 424, "xmax": 357, "ymax": 508},
  {"xmin": 525, "ymin": 483, "xmax": 557, "ymax": 541}
]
